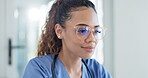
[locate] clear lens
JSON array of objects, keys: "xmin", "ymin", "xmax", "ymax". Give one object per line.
[
  {"xmin": 75, "ymin": 26, "xmax": 106, "ymax": 40},
  {"xmin": 94, "ymin": 27, "xmax": 105, "ymax": 39},
  {"xmin": 76, "ymin": 26, "xmax": 90, "ymax": 39}
]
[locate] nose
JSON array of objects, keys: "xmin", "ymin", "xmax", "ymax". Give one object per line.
[{"xmin": 85, "ymin": 31, "xmax": 97, "ymax": 43}]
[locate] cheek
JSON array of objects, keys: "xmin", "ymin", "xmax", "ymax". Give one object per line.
[{"xmin": 64, "ymin": 31, "xmax": 83, "ymax": 47}]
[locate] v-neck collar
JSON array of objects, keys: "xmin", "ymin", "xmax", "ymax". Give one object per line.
[
  {"xmin": 55, "ymin": 57, "xmax": 87, "ymax": 78},
  {"xmin": 55, "ymin": 57, "xmax": 70, "ymax": 78}
]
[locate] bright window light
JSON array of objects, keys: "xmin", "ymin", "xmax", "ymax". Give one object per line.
[
  {"xmin": 14, "ymin": 9, "xmax": 19, "ymax": 19},
  {"xmin": 27, "ymin": 8, "xmax": 41, "ymax": 21}
]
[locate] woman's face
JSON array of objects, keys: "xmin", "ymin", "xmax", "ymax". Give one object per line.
[{"xmin": 61, "ymin": 7, "xmax": 99, "ymax": 59}]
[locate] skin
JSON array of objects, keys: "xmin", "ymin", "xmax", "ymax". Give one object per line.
[{"xmin": 55, "ymin": 7, "xmax": 99, "ymax": 78}]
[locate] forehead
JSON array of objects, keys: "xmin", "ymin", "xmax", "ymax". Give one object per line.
[{"xmin": 65, "ymin": 7, "xmax": 99, "ymax": 27}]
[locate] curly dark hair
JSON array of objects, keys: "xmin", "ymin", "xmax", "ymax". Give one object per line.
[{"xmin": 37, "ymin": 0, "xmax": 96, "ymax": 56}]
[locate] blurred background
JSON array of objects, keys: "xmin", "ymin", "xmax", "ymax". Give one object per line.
[{"xmin": 0, "ymin": 0, "xmax": 148, "ymax": 78}]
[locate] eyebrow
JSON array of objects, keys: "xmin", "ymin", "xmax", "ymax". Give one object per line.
[{"xmin": 76, "ymin": 24, "xmax": 100, "ymax": 27}]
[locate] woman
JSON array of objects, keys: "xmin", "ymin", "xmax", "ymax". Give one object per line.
[{"xmin": 23, "ymin": 0, "xmax": 112, "ymax": 78}]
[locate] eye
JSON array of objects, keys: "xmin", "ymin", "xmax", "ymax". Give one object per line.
[
  {"xmin": 94, "ymin": 30, "xmax": 102, "ymax": 34},
  {"xmin": 77, "ymin": 29, "xmax": 89, "ymax": 35}
]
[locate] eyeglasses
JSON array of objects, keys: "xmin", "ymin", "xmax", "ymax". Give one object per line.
[{"xmin": 74, "ymin": 26, "xmax": 107, "ymax": 40}]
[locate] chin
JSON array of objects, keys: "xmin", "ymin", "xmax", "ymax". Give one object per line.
[
  {"xmin": 81, "ymin": 55, "xmax": 92, "ymax": 59},
  {"xmin": 80, "ymin": 50, "xmax": 94, "ymax": 59}
]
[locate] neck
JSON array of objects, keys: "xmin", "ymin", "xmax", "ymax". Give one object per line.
[{"xmin": 58, "ymin": 51, "xmax": 82, "ymax": 77}]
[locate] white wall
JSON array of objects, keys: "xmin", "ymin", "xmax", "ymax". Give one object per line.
[
  {"xmin": 103, "ymin": 0, "xmax": 114, "ymax": 76},
  {"xmin": 0, "ymin": 0, "xmax": 7, "ymax": 77},
  {"xmin": 104, "ymin": 0, "xmax": 148, "ymax": 78},
  {"xmin": 0, "ymin": 0, "xmax": 18, "ymax": 78}
]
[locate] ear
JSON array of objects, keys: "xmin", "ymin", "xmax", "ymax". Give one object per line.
[{"xmin": 54, "ymin": 24, "xmax": 63, "ymax": 39}]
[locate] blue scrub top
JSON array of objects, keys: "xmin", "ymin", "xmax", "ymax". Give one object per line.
[{"xmin": 23, "ymin": 55, "xmax": 112, "ymax": 78}]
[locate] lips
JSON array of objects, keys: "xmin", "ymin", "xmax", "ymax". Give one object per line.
[{"xmin": 81, "ymin": 46, "xmax": 95, "ymax": 52}]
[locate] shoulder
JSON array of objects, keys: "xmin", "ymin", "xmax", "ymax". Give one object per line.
[
  {"xmin": 83, "ymin": 59, "xmax": 112, "ymax": 78},
  {"xmin": 30, "ymin": 54, "xmax": 54, "ymax": 65},
  {"xmin": 28, "ymin": 54, "xmax": 54, "ymax": 69},
  {"xmin": 23, "ymin": 55, "xmax": 54, "ymax": 78},
  {"xmin": 83, "ymin": 59, "xmax": 103, "ymax": 72},
  {"xmin": 83, "ymin": 59, "xmax": 103, "ymax": 69}
]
